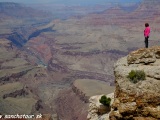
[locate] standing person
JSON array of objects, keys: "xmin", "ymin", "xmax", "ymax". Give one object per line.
[{"xmin": 144, "ymin": 23, "xmax": 150, "ymax": 48}]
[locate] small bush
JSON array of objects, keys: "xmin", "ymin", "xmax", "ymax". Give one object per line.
[
  {"xmin": 127, "ymin": 70, "xmax": 146, "ymax": 83},
  {"xmin": 99, "ymin": 95, "xmax": 111, "ymax": 106}
]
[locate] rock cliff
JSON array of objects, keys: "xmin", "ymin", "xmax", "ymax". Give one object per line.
[
  {"xmin": 88, "ymin": 46, "xmax": 160, "ymax": 120},
  {"xmin": 110, "ymin": 46, "xmax": 160, "ymax": 120}
]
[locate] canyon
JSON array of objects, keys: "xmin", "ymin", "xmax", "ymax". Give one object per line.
[{"xmin": 0, "ymin": 0, "xmax": 160, "ymax": 119}]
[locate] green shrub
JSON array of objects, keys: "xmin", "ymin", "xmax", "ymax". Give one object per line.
[
  {"xmin": 127, "ymin": 70, "xmax": 146, "ymax": 83},
  {"xmin": 99, "ymin": 95, "xmax": 111, "ymax": 106}
]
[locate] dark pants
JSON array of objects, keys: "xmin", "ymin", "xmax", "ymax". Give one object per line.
[{"xmin": 145, "ymin": 36, "xmax": 149, "ymax": 48}]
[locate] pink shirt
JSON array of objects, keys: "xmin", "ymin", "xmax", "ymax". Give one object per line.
[{"xmin": 144, "ymin": 27, "xmax": 150, "ymax": 37}]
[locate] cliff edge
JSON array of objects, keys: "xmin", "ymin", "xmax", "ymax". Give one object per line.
[
  {"xmin": 88, "ymin": 46, "xmax": 160, "ymax": 120},
  {"xmin": 111, "ymin": 46, "xmax": 160, "ymax": 120}
]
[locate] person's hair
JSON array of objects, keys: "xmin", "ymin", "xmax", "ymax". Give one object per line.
[{"xmin": 145, "ymin": 23, "xmax": 149, "ymax": 27}]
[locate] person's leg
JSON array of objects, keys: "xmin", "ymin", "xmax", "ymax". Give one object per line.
[
  {"xmin": 145, "ymin": 37, "xmax": 148, "ymax": 48},
  {"xmin": 146, "ymin": 37, "xmax": 149, "ymax": 48}
]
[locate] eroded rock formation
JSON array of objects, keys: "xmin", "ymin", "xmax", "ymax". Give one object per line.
[
  {"xmin": 110, "ymin": 46, "xmax": 160, "ymax": 120},
  {"xmin": 88, "ymin": 47, "xmax": 160, "ymax": 120}
]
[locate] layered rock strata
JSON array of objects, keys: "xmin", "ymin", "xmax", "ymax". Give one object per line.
[
  {"xmin": 72, "ymin": 79, "xmax": 115, "ymax": 103},
  {"xmin": 110, "ymin": 46, "xmax": 160, "ymax": 120}
]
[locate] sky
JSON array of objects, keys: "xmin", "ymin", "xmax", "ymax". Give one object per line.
[{"xmin": 0, "ymin": 0, "xmax": 142, "ymax": 6}]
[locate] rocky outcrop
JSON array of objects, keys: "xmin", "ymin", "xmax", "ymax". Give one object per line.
[
  {"xmin": 87, "ymin": 47, "xmax": 160, "ymax": 120},
  {"xmin": 87, "ymin": 93, "xmax": 114, "ymax": 120},
  {"xmin": 127, "ymin": 46, "xmax": 160, "ymax": 64},
  {"xmin": 110, "ymin": 46, "xmax": 160, "ymax": 120}
]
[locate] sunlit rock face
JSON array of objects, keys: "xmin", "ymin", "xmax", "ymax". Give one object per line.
[{"xmin": 110, "ymin": 46, "xmax": 160, "ymax": 120}]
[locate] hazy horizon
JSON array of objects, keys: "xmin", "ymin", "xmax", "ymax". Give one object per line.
[{"xmin": 0, "ymin": 0, "xmax": 142, "ymax": 6}]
